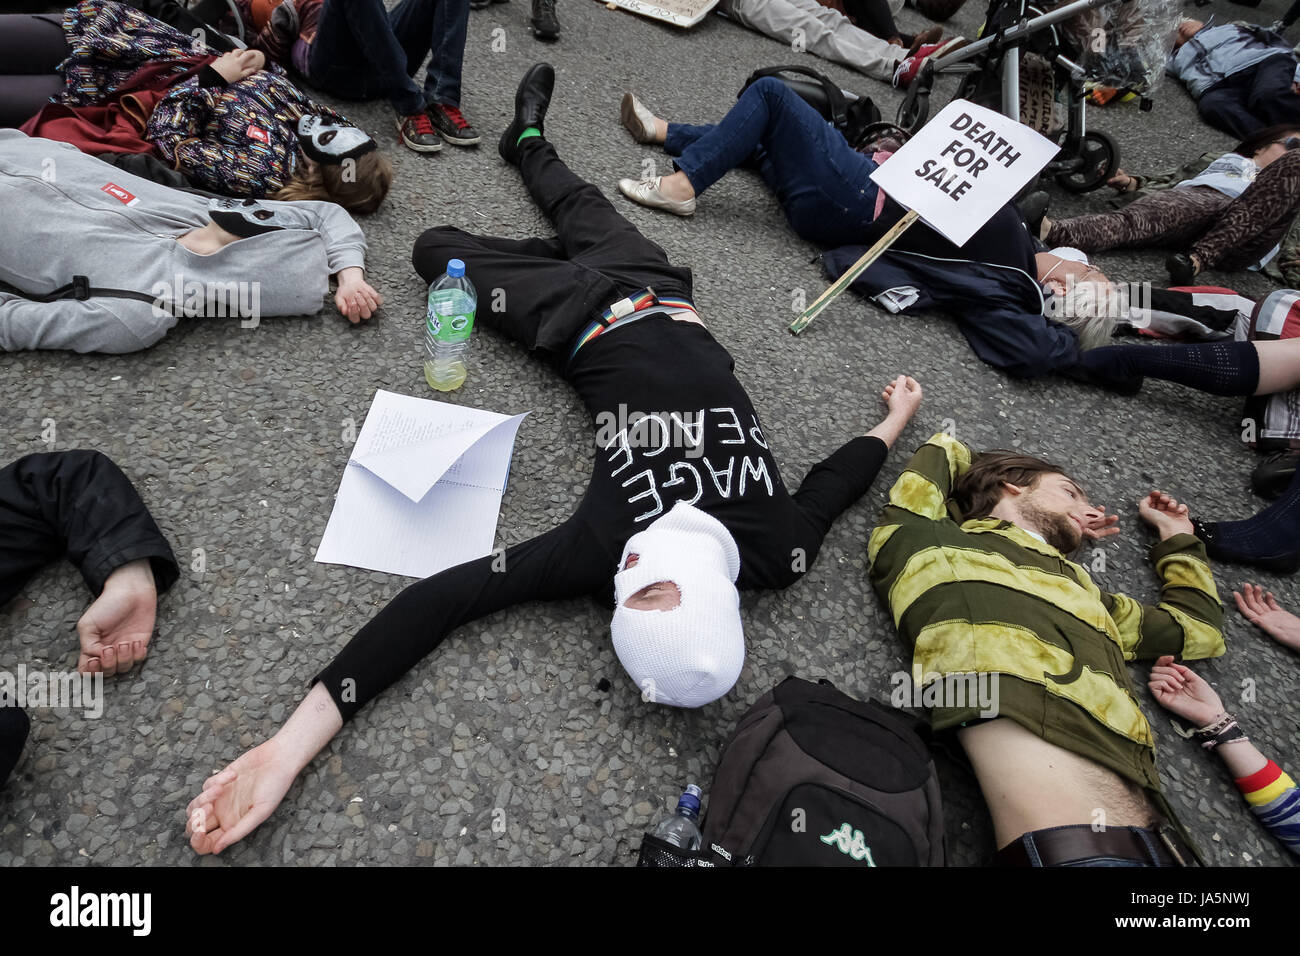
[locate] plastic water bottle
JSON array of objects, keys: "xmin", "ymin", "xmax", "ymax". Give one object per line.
[
  {"xmin": 651, "ymin": 784, "xmax": 703, "ymax": 850},
  {"xmin": 424, "ymin": 258, "xmax": 476, "ymax": 392}
]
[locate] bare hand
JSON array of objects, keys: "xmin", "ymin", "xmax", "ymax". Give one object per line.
[
  {"xmin": 1080, "ymin": 504, "xmax": 1120, "ymax": 541},
  {"xmin": 1148, "ymin": 654, "xmax": 1225, "ymax": 727},
  {"xmin": 187, "ymin": 738, "xmax": 296, "ymax": 855},
  {"xmin": 211, "ymin": 49, "xmax": 266, "ymax": 84},
  {"xmin": 76, "ymin": 559, "xmax": 157, "ymax": 676},
  {"xmin": 1107, "ymin": 168, "xmax": 1136, "ymax": 192},
  {"xmin": 882, "ymin": 375, "xmax": 923, "ymax": 421},
  {"xmin": 1138, "ymin": 490, "xmax": 1195, "ymax": 540},
  {"xmin": 1234, "ymin": 582, "xmax": 1300, "ymax": 651},
  {"xmin": 335, "ymin": 277, "xmax": 382, "ymax": 323}
]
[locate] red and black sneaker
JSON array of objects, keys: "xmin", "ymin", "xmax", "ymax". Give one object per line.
[
  {"xmin": 426, "ymin": 102, "xmax": 482, "ymax": 146},
  {"xmin": 892, "ymin": 37, "xmax": 966, "ymax": 89},
  {"xmin": 396, "ymin": 112, "xmax": 443, "ymax": 153}
]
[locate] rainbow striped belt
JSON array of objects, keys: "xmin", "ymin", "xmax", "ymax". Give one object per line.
[{"xmin": 568, "ymin": 287, "xmax": 697, "ymax": 365}]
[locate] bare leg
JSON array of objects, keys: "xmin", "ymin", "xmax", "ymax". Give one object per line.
[
  {"xmin": 1254, "ymin": 338, "xmax": 1300, "ymax": 396},
  {"xmin": 638, "ymin": 108, "xmax": 694, "ymax": 200}
]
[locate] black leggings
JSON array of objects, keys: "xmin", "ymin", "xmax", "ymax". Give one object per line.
[
  {"xmin": 413, "ymin": 138, "xmax": 694, "ymax": 372},
  {"xmin": 0, "ymin": 14, "xmax": 68, "ymax": 129}
]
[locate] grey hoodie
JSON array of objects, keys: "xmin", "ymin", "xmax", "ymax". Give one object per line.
[{"xmin": 0, "ymin": 130, "xmax": 367, "ymax": 353}]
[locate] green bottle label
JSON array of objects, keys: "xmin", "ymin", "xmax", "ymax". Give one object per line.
[{"xmin": 427, "ymin": 292, "xmax": 475, "ymax": 344}]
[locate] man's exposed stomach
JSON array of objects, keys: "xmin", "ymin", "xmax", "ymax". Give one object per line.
[{"xmin": 958, "ymin": 717, "xmax": 1156, "ymax": 849}]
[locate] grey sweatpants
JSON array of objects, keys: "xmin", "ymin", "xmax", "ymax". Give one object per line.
[{"xmin": 721, "ymin": 0, "xmax": 906, "ymax": 83}]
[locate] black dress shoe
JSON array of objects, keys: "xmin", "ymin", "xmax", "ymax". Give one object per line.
[
  {"xmin": 1252, "ymin": 449, "xmax": 1300, "ymax": 500},
  {"xmin": 1166, "ymin": 252, "xmax": 1198, "ymax": 286},
  {"xmin": 1016, "ymin": 190, "xmax": 1050, "ymax": 240},
  {"xmin": 531, "ymin": 0, "xmax": 560, "ymax": 39},
  {"xmin": 498, "ymin": 62, "xmax": 556, "ymax": 165}
]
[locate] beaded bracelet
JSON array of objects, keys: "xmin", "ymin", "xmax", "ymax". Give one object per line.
[{"xmin": 1191, "ymin": 712, "xmax": 1250, "ymax": 751}]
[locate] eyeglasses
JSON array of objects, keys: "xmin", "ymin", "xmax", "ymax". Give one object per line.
[{"xmin": 1281, "ymin": 137, "xmax": 1300, "ymax": 151}]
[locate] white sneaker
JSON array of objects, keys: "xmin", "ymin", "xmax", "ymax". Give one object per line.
[
  {"xmin": 620, "ymin": 93, "xmax": 658, "ymax": 144},
  {"xmin": 618, "ymin": 176, "xmax": 696, "ymax": 216}
]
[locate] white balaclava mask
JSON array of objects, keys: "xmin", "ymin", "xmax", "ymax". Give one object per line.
[{"xmin": 610, "ymin": 501, "xmax": 744, "ymax": 708}]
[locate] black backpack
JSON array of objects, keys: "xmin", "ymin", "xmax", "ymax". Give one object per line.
[
  {"xmin": 638, "ymin": 677, "xmax": 946, "ymax": 866},
  {"xmin": 738, "ymin": 65, "xmax": 903, "ymax": 152}
]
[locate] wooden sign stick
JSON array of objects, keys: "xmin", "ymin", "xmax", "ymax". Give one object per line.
[{"xmin": 789, "ymin": 208, "xmax": 920, "ymax": 336}]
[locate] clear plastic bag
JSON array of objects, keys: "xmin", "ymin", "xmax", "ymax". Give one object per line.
[{"xmin": 1054, "ymin": 0, "xmax": 1183, "ymax": 96}]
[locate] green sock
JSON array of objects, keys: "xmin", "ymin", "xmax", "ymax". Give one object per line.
[{"xmin": 515, "ymin": 126, "xmax": 542, "ymax": 146}]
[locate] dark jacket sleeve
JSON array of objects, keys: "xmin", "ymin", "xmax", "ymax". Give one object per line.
[
  {"xmin": 827, "ymin": 246, "xmax": 1081, "ymax": 379},
  {"xmin": 0, "ymin": 704, "xmax": 29, "ymax": 790},
  {"xmin": 790, "ymin": 435, "xmax": 889, "ymax": 539},
  {"xmin": 0, "ymin": 450, "xmax": 179, "ymax": 605},
  {"xmin": 314, "ymin": 518, "xmax": 605, "ymax": 722}
]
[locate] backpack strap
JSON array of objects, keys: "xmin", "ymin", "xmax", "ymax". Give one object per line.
[
  {"xmin": 740, "ymin": 65, "xmax": 850, "ymax": 131},
  {"xmin": 12, "ymin": 276, "xmax": 162, "ymax": 307}
]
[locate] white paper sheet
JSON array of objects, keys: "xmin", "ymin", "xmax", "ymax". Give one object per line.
[{"xmin": 315, "ymin": 389, "xmax": 529, "ymax": 578}]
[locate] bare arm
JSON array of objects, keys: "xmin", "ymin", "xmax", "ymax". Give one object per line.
[
  {"xmin": 867, "ymin": 375, "xmax": 923, "ymax": 448},
  {"xmin": 186, "ymin": 683, "xmax": 342, "ymax": 855}
]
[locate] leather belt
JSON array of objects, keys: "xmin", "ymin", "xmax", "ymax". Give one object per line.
[{"xmin": 996, "ymin": 823, "xmax": 1197, "ymax": 867}]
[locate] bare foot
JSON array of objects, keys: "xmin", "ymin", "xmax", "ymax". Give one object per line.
[{"xmin": 658, "ymin": 170, "xmax": 696, "ymax": 202}]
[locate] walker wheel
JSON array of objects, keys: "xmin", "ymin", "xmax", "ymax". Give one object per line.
[
  {"xmin": 897, "ymin": 85, "xmax": 931, "ymax": 134},
  {"xmin": 1054, "ymin": 130, "xmax": 1119, "ymax": 193}
]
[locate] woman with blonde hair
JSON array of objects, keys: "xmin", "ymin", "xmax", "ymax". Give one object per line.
[{"xmin": 2, "ymin": 1, "xmax": 394, "ymax": 213}]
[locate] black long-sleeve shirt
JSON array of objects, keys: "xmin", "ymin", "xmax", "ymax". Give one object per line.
[
  {"xmin": 0, "ymin": 450, "xmax": 179, "ymax": 605},
  {"xmin": 0, "ymin": 449, "xmax": 178, "ymax": 787},
  {"xmin": 317, "ymin": 316, "xmax": 889, "ymax": 720}
]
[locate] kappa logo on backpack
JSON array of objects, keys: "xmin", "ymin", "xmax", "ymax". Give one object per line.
[{"xmin": 699, "ymin": 676, "xmax": 945, "ymax": 866}]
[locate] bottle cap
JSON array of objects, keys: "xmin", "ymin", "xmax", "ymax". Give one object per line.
[
  {"xmin": 677, "ymin": 784, "xmax": 702, "ymax": 815},
  {"xmin": 447, "ymin": 258, "xmax": 466, "ymax": 278}
]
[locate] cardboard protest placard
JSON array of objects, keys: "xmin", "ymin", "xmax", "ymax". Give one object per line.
[
  {"xmin": 867, "ymin": 99, "xmax": 1059, "ymax": 247},
  {"xmin": 790, "ymin": 99, "xmax": 1058, "ymax": 334},
  {"xmin": 600, "ymin": 0, "xmax": 719, "ymax": 27}
]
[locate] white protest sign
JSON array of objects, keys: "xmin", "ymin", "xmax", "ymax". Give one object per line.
[
  {"xmin": 599, "ymin": 0, "xmax": 719, "ymax": 28},
  {"xmin": 868, "ymin": 99, "xmax": 1059, "ymax": 247}
]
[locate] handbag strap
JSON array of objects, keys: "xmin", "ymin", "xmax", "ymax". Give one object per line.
[{"xmin": 742, "ymin": 64, "xmax": 850, "ymax": 130}]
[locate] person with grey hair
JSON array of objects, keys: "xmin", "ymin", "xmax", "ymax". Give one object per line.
[{"xmin": 817, "ymin": 201, "xmax": 1121, "ymax": 378}]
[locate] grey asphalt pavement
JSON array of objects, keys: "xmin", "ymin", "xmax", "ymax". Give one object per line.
[{"xmin": 1, "ymin": 0, "xmax": 1298, "ymax": 867}]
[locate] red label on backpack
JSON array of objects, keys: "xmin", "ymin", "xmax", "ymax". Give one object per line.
[
  {"xmin": 247, "ymin": 124, "xmax": 271, "ymax": 144},
  {"xmin": 101, "ymin": 182, "xmax": 138, "ymax": 206}
]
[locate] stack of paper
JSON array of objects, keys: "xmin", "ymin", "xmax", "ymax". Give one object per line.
[{"xmin": 316, "ymin": 389, "xmax": 529, "ymax": 578}]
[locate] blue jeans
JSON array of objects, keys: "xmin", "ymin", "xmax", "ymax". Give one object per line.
[
  {"xmin": 663, "ymin": 77, "xmax": 881, "ymax": 247},
  {"xmin": 308, "ymin": 0, "xmax": 470, "ymax": 115}
]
